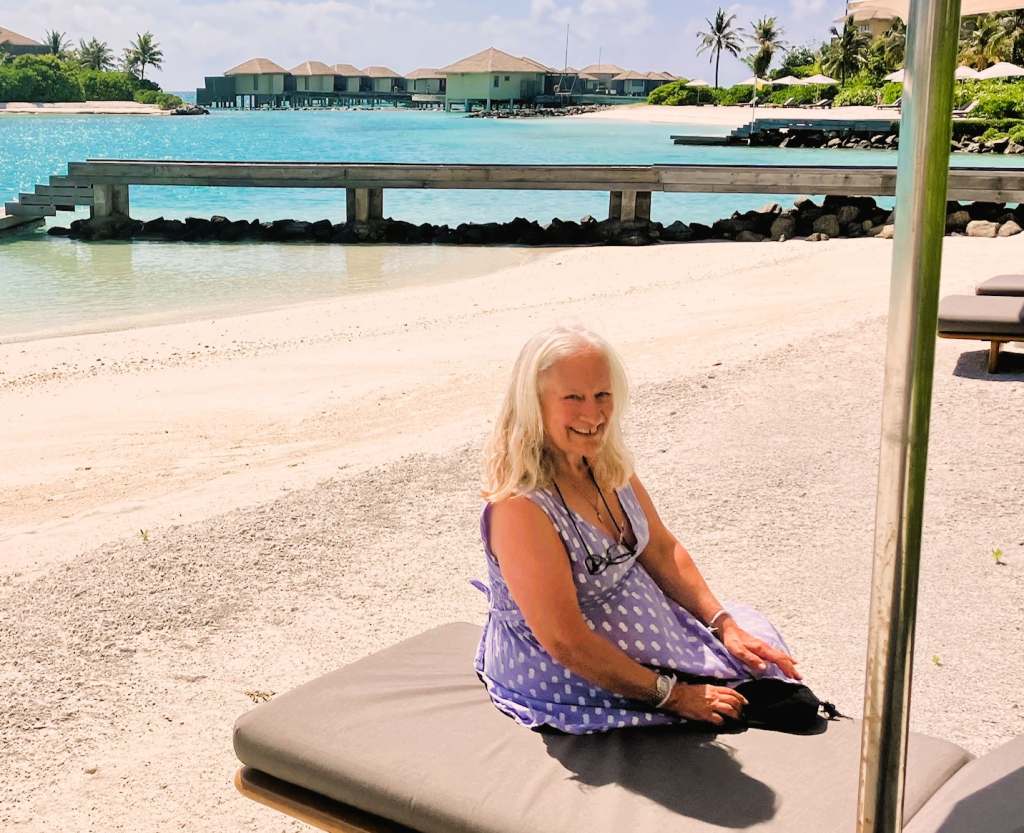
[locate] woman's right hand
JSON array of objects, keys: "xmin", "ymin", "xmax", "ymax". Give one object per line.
[{"xmin": 665, "ymin": 683, "xmax": 748, "ymax": 725}]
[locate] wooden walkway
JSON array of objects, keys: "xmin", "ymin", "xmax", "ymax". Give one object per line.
[{"xmin": 5, "ymin": 159, "xmax": 1024, "ymax": 232}]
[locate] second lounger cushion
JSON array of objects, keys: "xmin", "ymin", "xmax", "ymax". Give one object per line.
[
  {"xmin": 234, "ymin": 623, "xmax": 972, "ymax": 833},
  {"xmin": 977, "ymin": 274, "xmax": 1024, "ymax": 296},
  {"xmin": 938, "ymin": 295, "xmax": 1024, "ymax": 336},
  {"xmin": 904, "ymin": 734, "xmax": 1024, "ymax": 833}
]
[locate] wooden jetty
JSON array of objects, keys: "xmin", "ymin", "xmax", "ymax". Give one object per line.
[
  {"xmin": 672, "ymin": 117, "xmax": 899, "ymax": 146},
  {"xmin": 4, "ymin": 159, "xmax": 1024, "ymax": 233}
]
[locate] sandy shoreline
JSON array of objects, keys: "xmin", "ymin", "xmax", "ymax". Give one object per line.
[
  {"xmin": 2, "ymin": 237, "xmax": 1022, "ymax": 831},
  {"xmin": 0, "ymin": 101, "xmax": 166, "ymax": 116},
  {"xmin": 572, "ymin": 103, "xmax": 902, "ymax": 128}
]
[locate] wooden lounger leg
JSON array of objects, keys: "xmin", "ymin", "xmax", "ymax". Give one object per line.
[{"xmin": 988, "ymin": 340, "xmax": 1002, "ymax": 373}]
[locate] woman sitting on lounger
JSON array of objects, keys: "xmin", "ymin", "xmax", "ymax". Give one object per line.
[{"xmin": 473, "ymin": 324, "xmax": 807, "ymax": 734}]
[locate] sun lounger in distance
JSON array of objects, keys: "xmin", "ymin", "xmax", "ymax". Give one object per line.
[
  {"xmin": 937, "ymin": 294, "xmax": 1024, "ymax": 372},
  {"xmin": 233, "ymin": 622, "xmax": 1024, "ymax": 833},
  {"xmin": 976, "ymin": 274, "xmax": 1024, "ymax": 296}
]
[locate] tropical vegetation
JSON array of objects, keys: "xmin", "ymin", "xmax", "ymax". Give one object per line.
[
  {"xmin": 652, "ymin": 6, "xmax": 1024, "ymax": 122},
  {"xmin": 0, "ymin": 31, "xmax": 179, "ymax": 106}
]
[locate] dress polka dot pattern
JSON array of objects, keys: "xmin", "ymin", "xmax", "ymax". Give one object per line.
[{"xmin": 472, "ymin": 483, "xmax": 799, "ymax": 734}]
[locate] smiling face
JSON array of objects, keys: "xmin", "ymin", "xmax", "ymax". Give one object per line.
[{"xmin": 539, "ymin": 348, "xmax": 614, "ymax": 468}]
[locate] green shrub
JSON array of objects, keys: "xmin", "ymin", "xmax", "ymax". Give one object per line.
[
  {"xmin": 977, "ymin": 84, "xmax": 1024, "ymax": 119},
  {"xmin": 951, "ymin": 117, "xmax": 1023, "ymax": 138},
  {"xmin": 1009, "ymin": 122, "xmax": 1024, "ymax": 143},
  {"xmin": 647, "ymin": 79, "xmax": 699, "ymax": 106},
  {"xmin": 765, "ymin": 85, "xmax": 821, "ymax": 105},
  {"xmin": 154, "ymin": 92, "xmax": 183, "ymax": 110},
  {"xmin": 0, "ymin": 54, "xmax": 83, "ymax": 101},
  {"xmin": 78, "ymin": 70, "xmax": 136, "ymax": 100},
  {"xmin": 713, "ymin": 84, "xmax": 757, "ymax": 105},
  {"xmin": 133, "ymin": 88, "xmax": 160, "ymax": 104},
  {"xmin": 881, "ymin": 82, "xmax": 902, "ymax": 104},
  {"xmin": 978, "ymin": 126, "xmax": 1009, "ymax": 141},
  {"xmin": 833, "ymin": 85, "xmax": 878, "ymax": 106}
]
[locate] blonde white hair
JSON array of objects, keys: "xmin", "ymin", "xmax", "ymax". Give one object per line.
[{"xmin": 483, "ymin": 324, "xmax": 633, "ymax": 502}]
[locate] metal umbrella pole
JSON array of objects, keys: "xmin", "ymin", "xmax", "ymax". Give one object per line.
[{"xmin": 856, "ymin": 0, "xmax": 961, "ymax": 832}]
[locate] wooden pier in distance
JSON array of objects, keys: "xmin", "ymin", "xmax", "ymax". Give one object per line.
[{"xmin": 5, "ymin": 159, "xmax": 1024, "ymax": 233}]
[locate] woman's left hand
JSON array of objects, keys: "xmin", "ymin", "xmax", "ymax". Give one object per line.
[{"xmin": 718, "ymin": 619, "xmax": 802, "ymax": 680}]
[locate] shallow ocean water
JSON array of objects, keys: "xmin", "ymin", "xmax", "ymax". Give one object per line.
[{"xmin": 1, "ymin": 107, "xmax": 1021, "ymax": 339}]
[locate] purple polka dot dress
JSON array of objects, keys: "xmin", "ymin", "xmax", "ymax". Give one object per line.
[{"xmin": 472, "ymin": 483, "xmax": 799, "ymax": 734}]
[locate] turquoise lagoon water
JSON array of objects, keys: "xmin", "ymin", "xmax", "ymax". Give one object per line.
[{"xmin": 2, "ymin": 108, "xmax": 1022, "ymax": 340}]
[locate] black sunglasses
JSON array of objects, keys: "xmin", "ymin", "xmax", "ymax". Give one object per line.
[{"xmin": 551, "ymin": 468, "xmax": 635, "ymax": 575}]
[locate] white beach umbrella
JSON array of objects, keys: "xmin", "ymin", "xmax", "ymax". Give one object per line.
[
  {"xmin": 684, "ymin": 78, "xmax": 710, "ymax": 103},
  {"xmin": 849, "ymin": 0, "xmax": 1024, "ymax": 20},
  {"xmin": 977, "ymin": 60, "xmax": 1024, "ymax": 79},
  {"xmin": 884, "ymin": 68, "xmax": 905, "ymax": 83},
  {"xmin": 954, "ymin": 64, "xmax": 981, "ymax": 80},
  {"xmin": 772, "ymin": 75, "xmax": 807, "ymax": 86},
  {"xmin": 803, "ymin": 73, "xmax": 839, "ymax": 85}
]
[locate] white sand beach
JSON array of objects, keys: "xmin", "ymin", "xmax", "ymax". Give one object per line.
[
  {"xmin": 0, "ymin": 101, "xmax": 167, "ymax": 116},
  {"xmin": 573, "ymin": 103, "xmax": 902, "ymax": 128},
  {"xmin": 2, "ymin": 237, "xmax": 1023, "ymax": 831}
]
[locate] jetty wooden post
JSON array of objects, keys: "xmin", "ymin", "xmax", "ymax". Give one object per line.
[
  {"xmin": 346, "ymin": 188, "xmax": 383, "ymax": 224},
  {"xmin": 91, "ymin": 184, "xmax": 129, "ymax": 218},
  {"xmin": 608, "ymin": 190, "xmax": 651, "ymax": 223}
]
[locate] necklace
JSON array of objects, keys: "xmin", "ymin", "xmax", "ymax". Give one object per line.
[{"xmin": 565, "ymin": 473, "xmax": 604, "ymax": 521}]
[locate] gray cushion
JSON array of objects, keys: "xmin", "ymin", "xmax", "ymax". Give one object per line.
[
  {"xmin": 905, "ymin": 734, "xmax": 1024, "ymax": 833},
  {"xmin": 938, "ymin": 295, "xmax": 1024, "ymax": 336},
  {"xmin": 977, "ymin": 275, "xmax": 1024, "ymax": 297},
  {"xmin": 234, "ymin": 623, "xmax": 972, "ymax": 833}
]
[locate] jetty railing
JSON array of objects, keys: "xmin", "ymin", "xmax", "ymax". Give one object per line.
[{"xmin": 5, "ymin": 160, "xmax": 1024, "ymax": 231}]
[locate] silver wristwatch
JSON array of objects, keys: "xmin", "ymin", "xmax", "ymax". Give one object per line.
[{"xmin": 653, "ymin": 673, "xmax": 676, "ymax": 708}]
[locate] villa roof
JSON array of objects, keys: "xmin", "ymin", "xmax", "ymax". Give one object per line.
[
  {"xmin": 332, "ymin": 63, "xmax": 362, "ymax": 76},
  {"xmin": 440, "ymin": 47, "xmax": 547, "ymax": 75},
  {"xmin": 225, "ymin": 58, "xmax": 288, "ymax": 75},
  {"xmin": 0, "ymin": 26, "xmax": 42, "ymax": 47},
  {"xmin": 519, "ymin": 55, "xmax": 556, "ymax": 73},
  {"xmin": 578, "ymin": 72, "xmax": 600, "ymax": 81},
  {"xmin": 362, "ymin": 65, "xmax": 401, "ymax": 78},
  {"xmin": 579, "ymin": 63, "xmax": 626, "ymax": 75},
  {"xmin": 405, "ymin": 67, "xmax": 446, "ymax": 80},
  {"xmin": 612, "ymin": 70, "xmax": 669, "ymax": 81},
  {"xmin": 289, "ymin": 60, "xmax": 335, "ymax": 76}
]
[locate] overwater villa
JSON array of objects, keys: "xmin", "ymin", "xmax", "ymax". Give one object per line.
[
  {"xmin": 439, "ymin": 47, "xmax": 550, "ymax": 111},
  {"xmin": 195, "ymin": 48, "xmax": 676, "ymax": 110},
  {"xmin": 0, "ymin": 26, "xmax": 48, "ymax": 56}
]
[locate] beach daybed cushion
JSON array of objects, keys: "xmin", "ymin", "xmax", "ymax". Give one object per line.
[
  {"xmin": 937, "ymin": 294, "xmax": 1024, "ymax": 372},
  {"xmin": 976, "ymin": 274, "xmax": 1024, "ymax": 296},
  {"xmin": 234, "ymin": 623, "xmax": 975, "ymax": 833},
  {"xmin": 904, "ymin": 734, "xmax": 1024, "ymax": 833}
]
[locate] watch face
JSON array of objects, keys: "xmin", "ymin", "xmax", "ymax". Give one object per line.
[{"xmin": 657, "ymin": 675, "xmax": 671, "ymax": 698}]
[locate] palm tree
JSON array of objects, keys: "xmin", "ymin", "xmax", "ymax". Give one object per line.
[
  {"xmin": 1002, "ymin": 11, "xmax": 1024, "ymax": 65},
  {"xmin": 76, "ymin": 37, "xmax": 114, "ymax": 71},
  {"xmin": 44, "ymin": 29, "xmax": 71, "ymax": 58},
  {"xmin": 879, "ymin": 20, "xmax": 907, "ymax": 71},
  {"xmin": 959, "ymin": 14, "xmax": 1011, "ymax": 70},
  {"xmin": 130, "ymin": 32, "xmax": 163, "ymax": 80},
  {"xmin": 821, "ymin": 20, "xmax": 870, "ymax": 85},
  {"xmin": 119, "ymin": 47, "xmax": 141, "ymax": 77},
  {"xmin": 696, "ymin": 9, "xmax": 743, "ymax": 89},
  {"xmin": 748, "ymin": 16, "xmax": 786, "ymax": 79}
]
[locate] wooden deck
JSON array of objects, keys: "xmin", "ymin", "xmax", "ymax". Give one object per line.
[
  {"xmin": 673, "ymin": 116, "xmax": 899, "ymax": 146},
  {"xmin": 5, "ymin": 159, "xmax": 1024, "ymax": 232}
]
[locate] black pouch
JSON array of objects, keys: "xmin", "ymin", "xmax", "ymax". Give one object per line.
[{"xmin": 734, "ymin": 678, "xmax": 845, "ymax": 733}]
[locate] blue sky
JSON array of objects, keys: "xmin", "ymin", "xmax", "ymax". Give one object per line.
[{"xmin": 4, "ymin": 1, "xmax": 848, "ymax": 90}]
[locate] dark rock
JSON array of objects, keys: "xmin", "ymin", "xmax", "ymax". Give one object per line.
[
  {"xmin": 688, "ymin": 222, "xmax": 712, "ymax": 240},
  {"xmin": 47, "ymin": 226, "xmax": 71, "ymax": 236},
  {"xmin": 769, "ymin": 213, "xmax": 796, "ymax": 241},
  {"xmin": 836, "ymin": 205, "xmax": 860, "ymax": 225},
  {"xmin": 968, "ymin": 202, "xmax": 1005, "ymax": 222},
  {"xmin": 946, "ymin": 210, "xmax": 971, "ymax": 231},
  {"xmin": 812, "ymin": 214, "xmax": 841, "ymax": 237},
  {"xmin": 735, "ymin": 230, "xmax": 764, "ymax": 243},
  {"xmin": 661, "ymin": 220, "xmax": 692, "ymax": 242}
]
